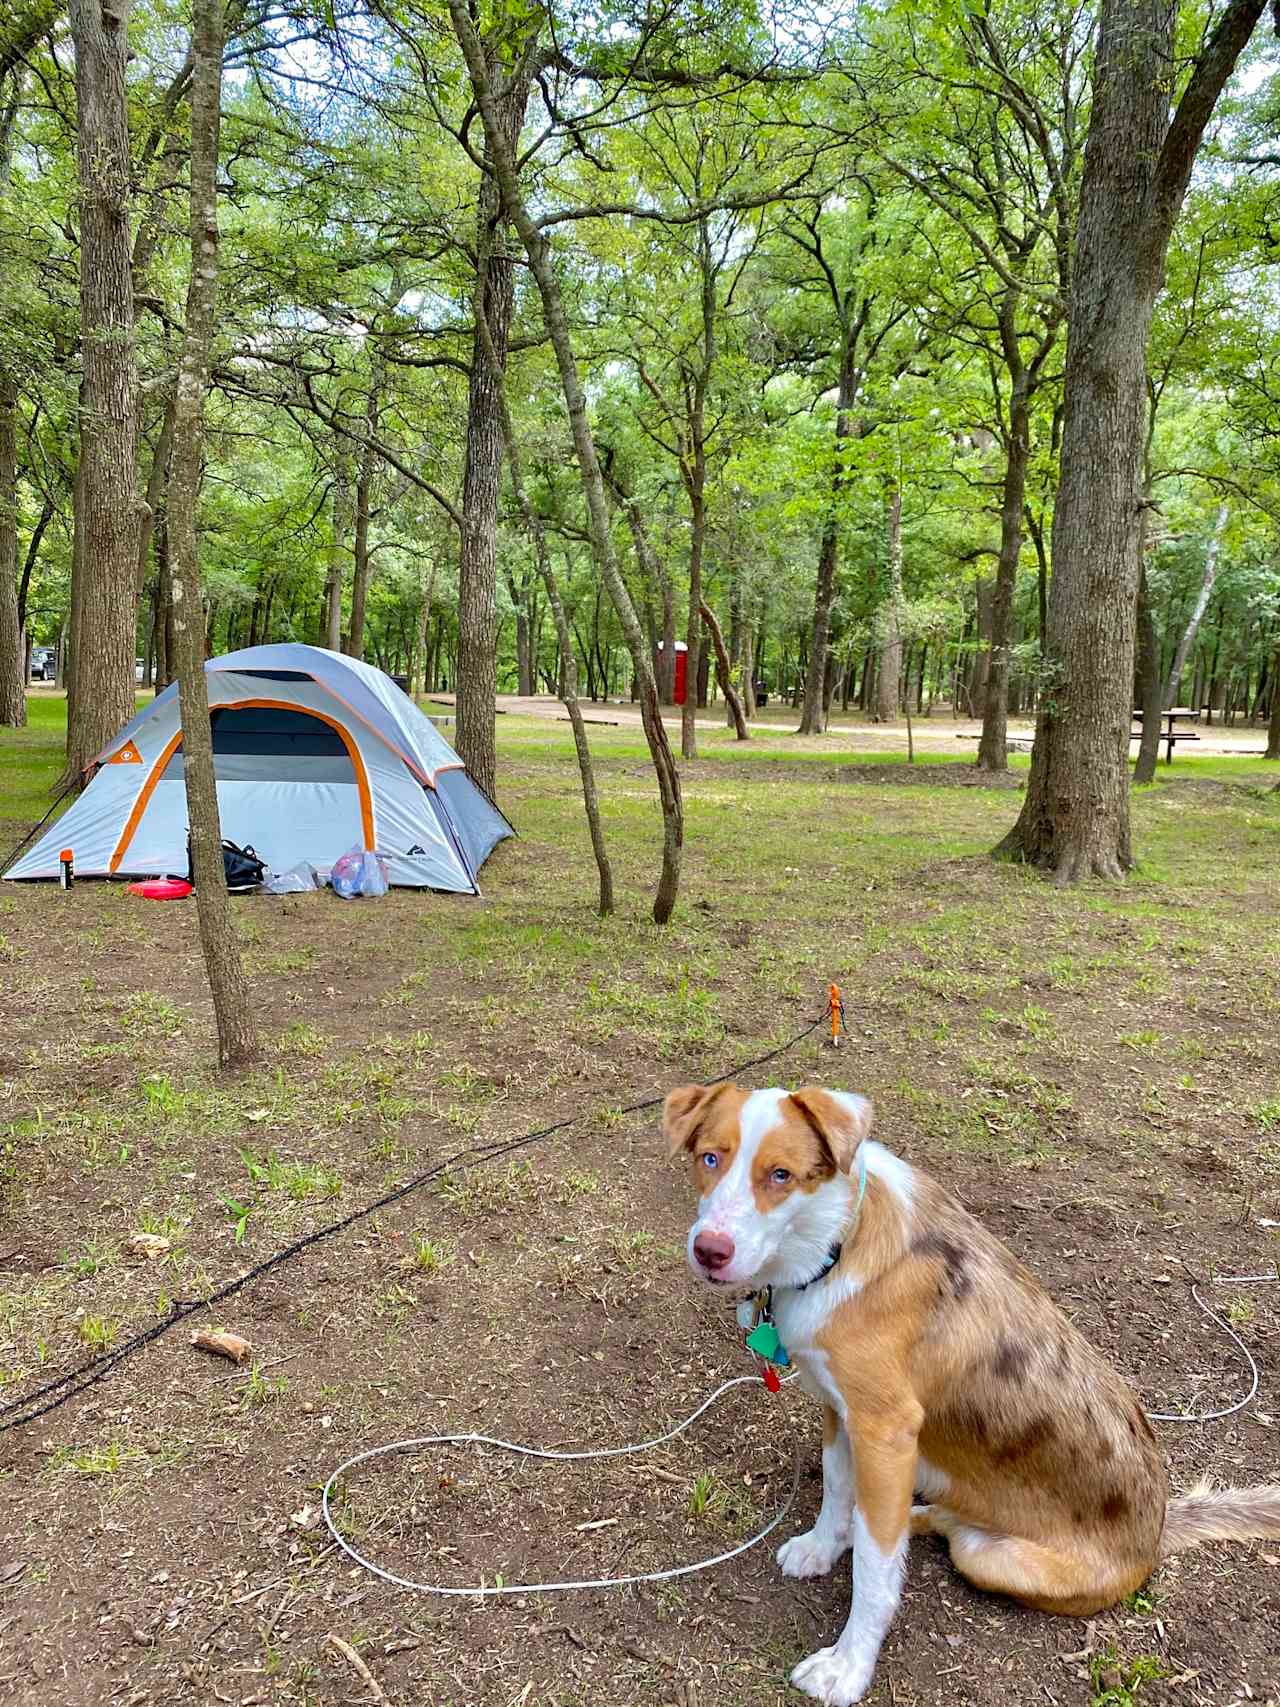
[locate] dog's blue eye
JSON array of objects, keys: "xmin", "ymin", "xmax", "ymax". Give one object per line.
[
  {"xmin": 769, "ymin": 1168, "xmax": 791, "ymax": 1186},
  {"xmin": 700, "ymin": 1152, "xmax": 718, "ymax": 1170}
]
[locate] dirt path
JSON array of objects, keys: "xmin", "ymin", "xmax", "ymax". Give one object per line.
[{"xmin": 424, "ymin": 693, "xmax": 1274, "ymax": 760}]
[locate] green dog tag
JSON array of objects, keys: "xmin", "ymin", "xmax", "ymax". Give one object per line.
[{"xmin": 746, "ymin": 1320, "xmax": 788, "ymax": 1365}]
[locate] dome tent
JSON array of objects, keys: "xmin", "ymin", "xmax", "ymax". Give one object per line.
[{"xmin": 5, "ymin": 645, "xmax": 513, "ymax": 893}]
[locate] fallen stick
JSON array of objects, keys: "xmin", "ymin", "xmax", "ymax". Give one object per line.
[
  {"xmin": 326, "ymin": 1633, "xmax": 388, "ymax": 1704},
  {"xmin": 190, "ymin": 1329, "xmax": 252, "ymax": 1365}
]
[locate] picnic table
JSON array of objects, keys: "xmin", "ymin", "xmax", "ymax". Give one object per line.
[{"xmin": 1131, "ymin": 706, "xmax": 1201, "ymax": 765}]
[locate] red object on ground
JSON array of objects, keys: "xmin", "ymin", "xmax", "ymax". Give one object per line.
[
  {"xmin": 762, "ymin": 1363, "xmax": 781, "ymax": 1393},
  {"xmin": 127, "ymin": 878, "xmax": 193, "ymax": 900}
]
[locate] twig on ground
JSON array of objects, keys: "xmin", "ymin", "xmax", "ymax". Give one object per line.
[{"xmin": 326, "ymin": 1632, "xmax": 389, "ymax": 1704}]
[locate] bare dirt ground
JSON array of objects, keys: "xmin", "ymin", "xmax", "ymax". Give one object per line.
[{"xmin": 1, "ymin": 721, "xmax": 1278, "ymax": 1707}]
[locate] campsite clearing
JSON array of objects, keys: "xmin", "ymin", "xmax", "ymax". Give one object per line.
[{"xmin": 0, "ymin": 706, "xmax": 1278, "ymax": 1707}]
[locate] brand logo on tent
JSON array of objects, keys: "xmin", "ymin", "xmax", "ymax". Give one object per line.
[{"xmin": 108, "ymin": 741, "xmax": 143, "ymax": 765}]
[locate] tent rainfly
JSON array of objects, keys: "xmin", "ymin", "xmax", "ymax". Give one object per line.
[{"xmin": 5, "ymin": 644, "xmax": 513, "ymax": 893}]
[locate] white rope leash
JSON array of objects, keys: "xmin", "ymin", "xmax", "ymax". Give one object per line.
[
  {"xmin": 324, "ymin": 1273, "xmax": 1277, "ymax": 1596},
  {"xmin": 322, "ymin": 1370, "xmax": 801, "ymax": 1595},
  {"xmin": 1144, "ymin": 1272, "xmax": 1278, "ymax": 1425}
]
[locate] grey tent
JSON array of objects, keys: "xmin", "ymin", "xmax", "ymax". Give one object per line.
[{"xmin": 6, "ymin": 644, "xmax": 512, "ymax": 893}]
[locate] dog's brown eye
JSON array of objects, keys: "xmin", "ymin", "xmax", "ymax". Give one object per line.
[{"xmin": 769, "ymin": 1167, "xmax": 791, "ymax": 1186}]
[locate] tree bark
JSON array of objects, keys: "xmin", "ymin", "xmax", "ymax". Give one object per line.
[
  {"xmin": 700, "ymin": 599, "xmax": 748, "ymax": 739},
  {"xmin": 448, "ymin": 0, "xmax": 681, "ymax": 922},
  {"xmin": 0, "ymin": 372, "xmax": 25, "ymax": 726},
  {"xmin": 455, "ymin": 47, "xmax": 533, "ymax": 802},
  {"xmin": 168, "ymin": 0, "xmax": 258, "ymax": 1070},
  {"xmin": 995, "ymin": 0, "xmax": 1266, "ymax": 881},
  {"xmin": 63, "ymin": 0, "xmax": 140, "ymax": 783},
  {"xmin": 875, "ymin": 484, "xmax": 903, "ymax": 722}
]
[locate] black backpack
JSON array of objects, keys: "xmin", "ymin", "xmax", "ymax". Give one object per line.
[{"xmin": 187, "ymin": 835, "xmax": 267, "ymax": 892}]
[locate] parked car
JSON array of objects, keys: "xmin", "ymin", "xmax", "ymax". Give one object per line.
[{"xmin": 30, "ymin": 648, "xmax": 56, "ymax": 682}]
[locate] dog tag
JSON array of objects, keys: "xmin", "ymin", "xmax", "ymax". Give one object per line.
[{"xmin": 746, "ymin": 1320, "xmax": 788, "ymax": 1365}]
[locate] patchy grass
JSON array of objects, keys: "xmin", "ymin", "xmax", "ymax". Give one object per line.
[{"xmin": 0, "ymin": 697, "xmax": 1277, "ymax": 1707}]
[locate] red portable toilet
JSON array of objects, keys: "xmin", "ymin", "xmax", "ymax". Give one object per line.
[{"xmin": 655, "ymin": 640, "xmax": 689, "ymax": 705}]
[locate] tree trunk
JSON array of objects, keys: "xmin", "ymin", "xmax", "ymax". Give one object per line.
[
  {"xmin": 967, "ymin": 576, "xmax": 993, "ymax": 719},
  {"xmin": 324, "ymin": 449, "xmax": 350, "ymax": 651},
  {"xmin": 0, "ymin": 371, "xmax": 25, "ymax": 726},
  {"xmin": 700, "ymin": 599, "xmax": 748, "ymax": 739},
  {"xmin": 449, "ymin": 0, "xmax": 681, "ymax": 922},
  {"xmin": 875, "ymin": 484, "xmax": 903, "ymax": 722},
  {"xmin": 135, "ymin": 392, "xmax": 175, "ymax": 596},
  {"xmin": 456, "ymin": 48, "xmax": 533, "ymax": 802},
  {"xmin": 472, "ymin": 296, "xmax": 613, "ymax": 914},
  {"xmin": 1132, "ymin": 559, "xmax": 1164, "ymax": 784},
  {"xmin": 799, "ymin": 331, "xmax": 857, "ymax": 736},
  {"xmin": 168, "ymin": 0, "xmax": 258, "ymax": 1070},
  {"xmin": 995, "ymin": 0, "xmax": 1265, "ymax": 881},
  {"xmin": 977, "ymin": 387, "xmax": 1031, "ymax": 770},
  {"xmin": 1265, "ymin": 641, "xmax": 1280, "ymax": 760},
  {"xmin": 411, "ymin": 561, "xmax": 438, "ymax": 698},
  {"xmin": 63, "ymin": 0, "xmax": 140, "ymax": 783},
  {"xmin": 344, "ymin": 385, "xmax": 378, "ymax": 660},
  {"xmin": 1163, "ymin": 502, "xmax": 1227, "ymax": 706}
]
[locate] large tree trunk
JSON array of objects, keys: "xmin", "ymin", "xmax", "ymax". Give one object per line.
[
  {"xmin": 0, "ymin": 372, "xmax": 25, "ymax": 726},
  {"xmin": 1133, "ymin": 560, "xmax": 1164, "ymax": 784},
  {"xmin": 1163, "ymin": 502, "xmax": 1227, "ymax": 706},
  {"xmin": 168, "ymin": 0, "xmax": 258, "ymax": 1070},
  {"xmin": 63, "ymin": 0, "xmax": 139, "ymax": 783},
  {"xmin": 995, "ymin": 0, "xmax": 1265, "ymax": 881},
  {"xmin": 976, "ymin": 387, "xmax": 1031, "ymax": 770},
  {"xmin": 456, "ymin": 52, "xmax": 533, "ymax": 802},
  {"xmin": 449, "ymin": 0, "xmax": 681, "ymax": 922},
  {"xmin": 875, "ymin": 484, "xmax": 903, "ymax": 722}
]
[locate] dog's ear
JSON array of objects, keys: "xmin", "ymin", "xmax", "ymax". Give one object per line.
[
  {"xmin": 663, "ymin": 1083, "xmax": 729, "ymax": 1158},
  {"xmin": 787, "ymin": 1088, "xmax": 873, "ymax": 1175}
]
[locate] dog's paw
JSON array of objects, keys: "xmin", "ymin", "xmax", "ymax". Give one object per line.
[
  {"xmin": 776, "ymin": 1527, "xmax": 847, "ymax": 1579},
  {"xmin": 790, "ymin": 1645, "xmax": 875, "ymax": 1706}
]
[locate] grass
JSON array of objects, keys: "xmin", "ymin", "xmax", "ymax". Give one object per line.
[{"xmin": 2, "ymin": 693, "xmax": 1279, "ymax": 1705}]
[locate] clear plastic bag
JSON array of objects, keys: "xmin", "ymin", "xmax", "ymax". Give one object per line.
[
  {"xmin": 330, "ymin": 845, "xmax": 389, "ymax": 899},
  {"xmin": 264, "ymin": 861, "xmax": 321, "ymax": 895}
]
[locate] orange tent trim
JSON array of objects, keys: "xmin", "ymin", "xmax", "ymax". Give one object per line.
[{"xmin": 106, "ymin": 701, "xmax": 376, "ymax": 874}]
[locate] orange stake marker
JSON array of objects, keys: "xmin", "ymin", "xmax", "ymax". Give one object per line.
[{"xmin": 829, "ymin": 982, "xmax": 843, "ymax": 1048}]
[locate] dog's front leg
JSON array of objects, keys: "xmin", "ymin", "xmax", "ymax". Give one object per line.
[
  {"xmin": 777, "ymin": 1404, "xmax": 853, "ymax": 1578},
  {"xmin": 790, "ymin": 1402, "xmax": 920, "ymax": 1707}
]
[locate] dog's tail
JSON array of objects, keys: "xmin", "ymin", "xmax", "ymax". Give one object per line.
[{"xmin": 1159, "ymin": 1483, "xmax": 1280, "ymax": 1558}]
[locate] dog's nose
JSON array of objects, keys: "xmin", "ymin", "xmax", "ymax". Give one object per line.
[{"xmin": 694, "ymin": 1230, "xmax": 735, "ymax": 1272}]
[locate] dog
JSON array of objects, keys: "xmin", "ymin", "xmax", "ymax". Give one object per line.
[{"xmin": 665, "ymin": 1082, "xmax": 1280, "ymax": 1707}]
